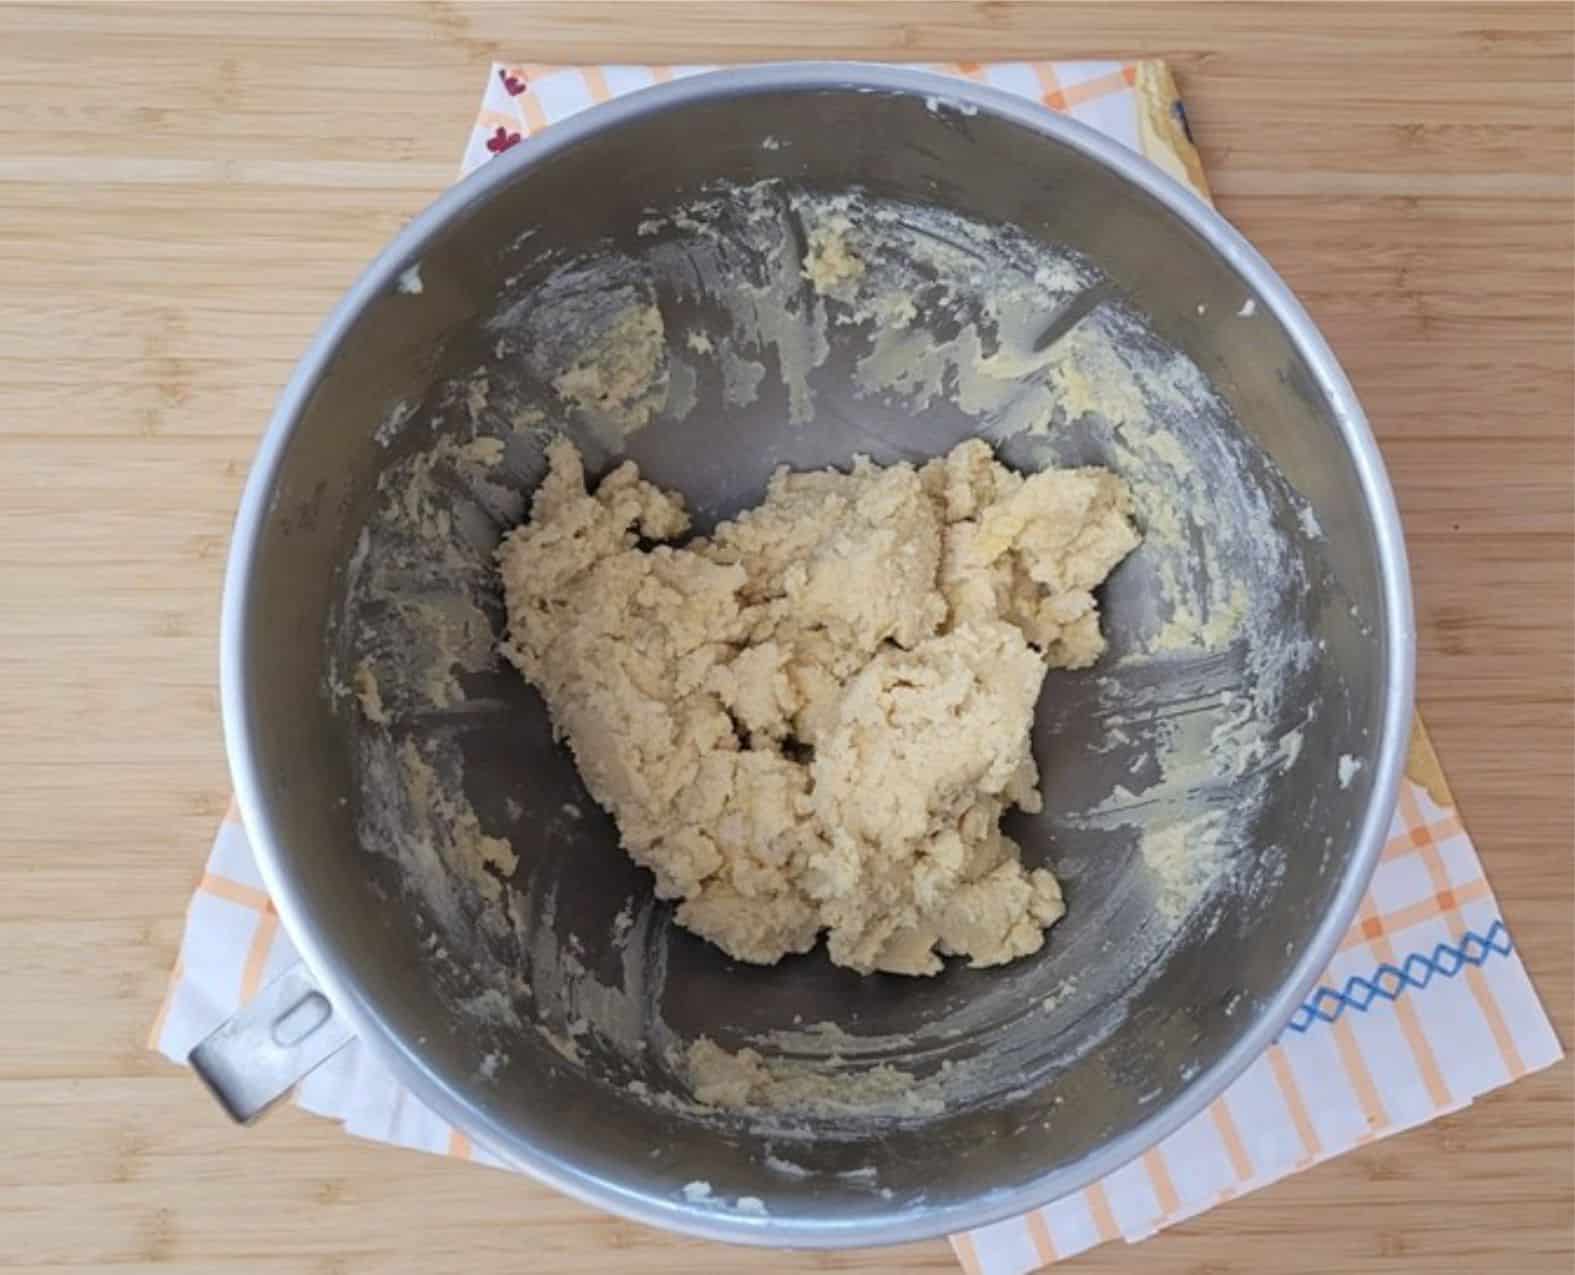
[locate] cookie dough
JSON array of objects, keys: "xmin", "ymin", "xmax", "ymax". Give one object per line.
[{"xmin": 497, "ymin": 438, "xmax": 1138, "ymax": 975}]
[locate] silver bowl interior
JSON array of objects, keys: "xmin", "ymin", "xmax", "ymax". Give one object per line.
[{"xmin": 225, "ymin": 67, "xmax": 1409, "ymax": 1246}]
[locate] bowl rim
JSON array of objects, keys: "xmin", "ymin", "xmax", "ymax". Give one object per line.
[{"xmin": 221, "ymin": 60, "xmax": 1415, "ymax": 1249}]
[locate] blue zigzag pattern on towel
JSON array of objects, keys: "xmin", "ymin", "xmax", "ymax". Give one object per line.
[{"xmin": 1282, "ymin": 920, "xmax": 1514, "ymax": 1035}]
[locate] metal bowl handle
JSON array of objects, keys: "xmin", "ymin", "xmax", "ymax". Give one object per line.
[{"xmin": 188, "ymin": 960, "xmax": 356, "ymax": 1123}]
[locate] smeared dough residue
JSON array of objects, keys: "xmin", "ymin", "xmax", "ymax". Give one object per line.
[
  {"xmin": 551, "ymin": 302, "xmax": 668, "ymax": 439},
  {"xmin": 685, "ymin": 1037, "xmax": 943, "ymax": 1117},
  {"xmin": 497, "ymin": 437, "xmax": 1138, "ymax": 976}
]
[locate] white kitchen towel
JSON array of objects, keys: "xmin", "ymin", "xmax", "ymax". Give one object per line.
[{"xmin": 152, "ymin": 62, "xmax": 1562, "ymax": 1272}]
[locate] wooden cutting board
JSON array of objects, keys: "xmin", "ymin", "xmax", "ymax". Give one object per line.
[{"xmin": 1, "ymin": 4, "xmax": 1569, "ymax": 1272}]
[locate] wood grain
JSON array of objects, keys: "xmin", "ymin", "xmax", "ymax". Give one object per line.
[{"xmin": 0, "ymin": 3, "xmax": 1569, "ymax": 1272}]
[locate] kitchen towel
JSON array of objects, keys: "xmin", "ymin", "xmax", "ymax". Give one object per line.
[{"xmin": 151, "ymin": 61, "xmax": 1563, "ymax": 1273}]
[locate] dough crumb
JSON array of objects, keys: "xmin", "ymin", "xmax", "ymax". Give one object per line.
[
  {"xmin": 497, "ymin": 438, "xmax": 1138, "ymax": 975},
  {"xmin": 763, "ymin": 1153, "xmax": 813, "ymax": 1178},
  {"xmin": 802, "ymin": 214, "xmax": 865, "ymax": 297}
]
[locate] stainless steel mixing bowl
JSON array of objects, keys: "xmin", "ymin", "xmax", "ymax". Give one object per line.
[{"xmin": 208, "ymin": 64, "xmax": 1412, "ymax": 1247}]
